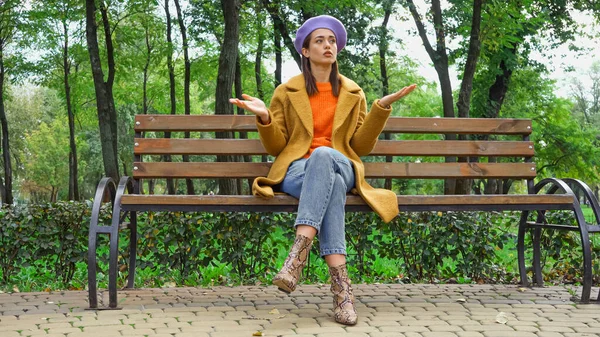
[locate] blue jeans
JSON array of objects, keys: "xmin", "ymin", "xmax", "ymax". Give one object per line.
[{"xmin": 279, "ymin": 147, "xmax": 355, "ymax": 257}]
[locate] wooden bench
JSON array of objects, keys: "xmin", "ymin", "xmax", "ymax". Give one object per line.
[{"xmin": 88, "ymin": 114, "xmax": 600, "ymax": 309}]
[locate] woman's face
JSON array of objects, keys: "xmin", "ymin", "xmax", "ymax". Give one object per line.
[{"xmin": 302, "ymin": 28, "xmax": 337, "ymax": 66}]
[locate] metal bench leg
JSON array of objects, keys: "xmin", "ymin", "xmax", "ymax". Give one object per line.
[
  {"xmin": 106, "ymin": 176, "xmax": 134, "ymax": 307},
  {"xmin": 561, "ymin": 178, "xmax": 600, "ymax": 303},
  {"xmin": 126, "ymin": 211, "xmax": 137, "ymax": 289},
  {"xmin": 517, "ymin": 211, "xmax": 530, "ymax": 287},
  {"xmin": 88, "ymin": 229, "xmax": 99, "ymax": 309},
  {"xmin": 573, "ymin": 205, "xmax": 592, "ymax": 303},
  {"xmin": 87, "ymin": 177, "xmax": 116, "ymax": 309},
  {"xmin": 108, "ymin": 225, "xmax": 119, "ymax": 308},
  {"xmin": 532, "ymin": 226, "xmax": 543, "ymax": 286}
]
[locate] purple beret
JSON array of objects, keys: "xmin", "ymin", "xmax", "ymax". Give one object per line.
[{"xmin": 294, "ymin": 15, "xmax": 347, "ymax": 55}]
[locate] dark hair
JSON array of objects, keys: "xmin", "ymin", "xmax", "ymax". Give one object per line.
[{"xmin": 301, "ymin": 33, "xmax": 340, "ymax": 97}]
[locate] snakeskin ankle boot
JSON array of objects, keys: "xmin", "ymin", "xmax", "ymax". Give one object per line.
[
  {"xmin": 272, "ymin": 234, "xmax": 312, "ymax": 293},
  {"xmin": 328, "ymin": 263, "xmax": 358, "ymax": 325}
]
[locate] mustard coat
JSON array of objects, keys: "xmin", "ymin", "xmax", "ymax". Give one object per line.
[{"xmin": 252, "ymin": 74, "xmax": 399, "ymax": 223}]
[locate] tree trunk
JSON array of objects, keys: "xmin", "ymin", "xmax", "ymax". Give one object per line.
[
  {"xmin": 379, "ymin": 5, "xmax": 393, "ymax": 190},
  {"xmin": 255, "ymin": 7, "xmax": 265, "ymax": 101},
  {"xmin": 485, "ymin": 54, "xmax": 515, "ymax": 119},
  {"xmin": 164, "ymin": 0, "xmax": 176, "ymax": 195},
  {"xmin": 215, "ymin": 0, "xmax": 241, "ymax": 195},
  {"xmin": 235, "ymin": 55, "xmax": 252, "ymax": 194},
  {"xmin": 262, "ymin": 0, "xmax": 301, "ymax": 70},
  {"xmin": 0, "ymin": 44, "xmax": 13, "ymax": 205},
  {"xmin": 85, "ymin": 0, "xmax": 119, "ymax": 183},
  {"xmin": 99, "ymin": 2, "xmax": 118, "ymax": 166},
  {"xmin": 63, "ymin": 19, "xmax": 79, "ymax": 201},
  {"xmin": 274, "ymin": 24, "xmax": 282, "ymax": 86},
  {"xmin": 406, "ymin": 0, "xmax": 456, "ymax": 194},
  {"xmin": 454, "ymin": 0, "xmax": 483, "ymax": 196},
  {"xmin": 174, "ymin": 0, "xmax": 195, "ymax": 195},
  {"xmin": 143, "ymin": 23, "xmax": 152, "ymax": 116},
  {"xmin": 141, "ymin": 21, "xmax": 153, "ymax": 196},
  {"xmin": 456, "ymin": 0, "xmax": 483, "ymax": 119}
]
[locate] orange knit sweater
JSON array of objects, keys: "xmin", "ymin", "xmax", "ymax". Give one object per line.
[{"xmin": 304, "ymin": 82, "xmax": 338, "ymax": 158}]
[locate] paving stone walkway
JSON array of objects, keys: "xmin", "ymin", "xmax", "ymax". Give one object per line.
[{"xmin": 0, "ymin": 284, "xmax": 599, "ymax": 337}]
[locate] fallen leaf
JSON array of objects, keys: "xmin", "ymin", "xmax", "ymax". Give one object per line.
[
  {"xmin": 277, "ymin": 315, "xmax": 287, "ymax": 319},
  {"xmin": 517, "ymin": 287, "xmax": 527, "ymax": 292},
  {"xmin": 252, "ymin": 331, "xmax": 263, "ymax": 336},
  {"xmin": 269, "ymin": 308, "xmax": 280, "ymax": 314},
  {"xmin": 12, "ymin": 286, "xmax": 20, "ymax": 293},
  {"xmin": 495, "ymin": 312, "xmax": 508, "ymax": 324},
  {"xmin": 456, "ymin": 298, "xmax": 466, "ymax": 303}
]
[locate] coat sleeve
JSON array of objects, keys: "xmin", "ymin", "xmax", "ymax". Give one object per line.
[
  {"xmin": 256, "ymin": 85, "xmax": 289, "ymax": 156},
  {"xmin": 350, "ymin": 93, "xmax": 392, "ymax": 156}
]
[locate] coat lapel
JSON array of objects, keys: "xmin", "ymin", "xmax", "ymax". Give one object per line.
[{"xmin": 286, "ymin": 75, "xmax": 313, "ymax": 136}]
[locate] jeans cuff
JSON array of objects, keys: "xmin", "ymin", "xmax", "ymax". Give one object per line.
[
  {"xmin": 295, "ymin": 219, "xmax": 319, "ymax": 232},
  {"xmin": 320, "ymin": 248, "xmax": 347, "ymax": 257}
]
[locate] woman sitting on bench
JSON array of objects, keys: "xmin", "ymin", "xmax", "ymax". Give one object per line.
[{"xmin": 230, "ymin": 15, "xmax": 416, "ymax": 325}]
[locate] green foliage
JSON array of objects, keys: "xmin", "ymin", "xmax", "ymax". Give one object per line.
[
  {"xmin": 524, "ymin": 210, "xmax": 600, "ymax": 284},
  {"xmin": 2, "ymin": 202, "xmax": 599, "ymax": 291},
  {"xmin": 0, "ymin": 202, "xmax": 100, "ymax": 286},
  {"xmin": 23, "ymin": 119, "xmax": 70, "ymax": 201}
]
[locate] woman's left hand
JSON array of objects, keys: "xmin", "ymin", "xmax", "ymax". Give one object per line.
[{"xmin": 378, "ymin": 84, "xmax": 417, "ymax": 108}]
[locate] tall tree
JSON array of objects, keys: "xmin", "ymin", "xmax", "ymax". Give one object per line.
[
  {"xmin": 30, "ymin": 0, "xmax": 84, "ymax": 201},
  {"xmin": 173, "ymin": 0, "xmax": 194, "ymax": 195},
  {"xmin": 215, "ymin": 0, "xmax": 241, "ymax": 195},
  {"xmin": 377, "ymin": 0, "xmax": 394, "ymax": 190},
  {"xmin": 85, "ymin": 0, "xmax": 119, "ymax": 182},
  {"xmin": 404, "ymin": 0, "xmax": 458, "ymax": 194},
  {"xmin": 163, "ymin": 0, "xmax": 176, "ymax": 195},
  {"xmin": 0, "ymin": 0, "xmax": 21, "ymax": 205},
  {"xmin": 262, "ymin": 0, "xmax": 301, "ymax": 69}
]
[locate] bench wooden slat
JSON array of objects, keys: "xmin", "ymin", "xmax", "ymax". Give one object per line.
[
  {"xmin": 134, "ymin": 138, "xmax": 535, "ymax": 157},
  {"xmin": 121, "ymin": 194, "xmax": 573, "ymax": 207},
  {"xmin": 135, "ymin": 115, "xmax": 533, "ymax": 135},
  {"xmin": 132, "ymin": 162, "xmax": 537, "ymax": 179}
]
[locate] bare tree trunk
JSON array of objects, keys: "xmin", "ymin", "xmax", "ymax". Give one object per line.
[
  {"xmin": 406, "ymin": 0, "xmax": 456, "ymax": 194},
  {"xmin": 174, "ymin": 0, "xmax": 195, "ymax": 195},
  {"xmin": 85, "ymin": 0, "xmax": 119, "ymax": 183},
  {"xmin": 0, "ymin": 44, "xmax": 12, "ymax": 205},
  {"xmin": 274, "ymin": 25, "xmax": 282, "ymax": 86},
  {"xmin": 164, "ymin": 0, "xmax": 176, "ymax": 195},
  {"xmin": 255, "ymin": 4, "xmax": 265, "ymax": 101},
  {"xmin": 379, "ymin": 4, "xmax": 393, "ymax": 191},
  {"xmin": 454, "ymin": 0, "xmax": 483, "ymax": 196},
  {"xmin": 215, "ymin": 0, "xmax": 241, "ymax": 195},
  {"xmin": 456, "ymin": 0, "xmax": 483, "ymax": 119},
  {"xmin": 140, "ymin": 18, "xmax": 154, "ymax": 196},
  {"xmin": 143, "ymin": 22, "xmax": 152, "ymax": 116},
  {"xmin": 235, "ymin": 55, "xmax": 252, "ymax": 194},
  {"xmin": 262, "ymin": 0, "xmax": 301, "ymax": 70},
  {"xmin": 63, "ymin": 19, "xmax": 79, "ymax": 201}
]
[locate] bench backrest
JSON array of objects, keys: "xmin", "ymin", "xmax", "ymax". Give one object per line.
[{"xmin": 132, "ymin": 114, "xmax": 536, "ymax": 194}]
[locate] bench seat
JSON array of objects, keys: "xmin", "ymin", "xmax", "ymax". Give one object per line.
[{"xmin": 121, "ymin": 194, "xmax": 576, "ymax": 212}]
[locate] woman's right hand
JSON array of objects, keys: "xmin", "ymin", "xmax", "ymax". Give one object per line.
[{"xmin": 229, "ymin": 94, "xmax": 270, "ymax": 124}]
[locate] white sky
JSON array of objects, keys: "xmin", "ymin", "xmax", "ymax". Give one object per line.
[{"xmin": 280, "ymin": 4, "xmax": 599, "ymax": 99}]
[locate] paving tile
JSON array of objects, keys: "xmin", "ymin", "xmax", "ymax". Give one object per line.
[{"xmin": 0, "ymin": 284, "xmax": 597, "ymax": 337}]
